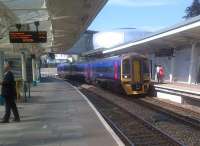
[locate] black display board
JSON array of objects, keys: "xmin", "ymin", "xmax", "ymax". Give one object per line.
[{"xmin": 9, "ymin": 31, "xmax": 47, "ymax": 43}]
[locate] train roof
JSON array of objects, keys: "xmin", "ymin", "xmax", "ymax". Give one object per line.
[
  {"xmin": 73, "ymin": 53, "xmax": 147, "ymax": 64},
  {"xmin": 122, "ymin": 53, "xmax": 147, "ymax": 59}
]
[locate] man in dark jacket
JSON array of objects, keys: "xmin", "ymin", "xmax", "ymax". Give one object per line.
[{"xmin": 0, "ymin": 61, "xmax": 20, "ymax": 123}]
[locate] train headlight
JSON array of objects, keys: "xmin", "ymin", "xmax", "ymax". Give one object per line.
[{"xmin": 123, "ymin": 74, "xmax": 130, "ymax": 79}]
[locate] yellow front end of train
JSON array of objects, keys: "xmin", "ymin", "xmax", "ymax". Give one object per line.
[{"xmin": 121, "ymin": 54, "xmax": 150, "ymax": 95}]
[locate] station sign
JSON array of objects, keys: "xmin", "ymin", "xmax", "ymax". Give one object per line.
[
  {"xmin": 9, "ymin": 31, "xmax": 47, "ymax": 43},
  {"xmin": 155, "ymin": 48, "xmax": 174, "ymax": 57}
]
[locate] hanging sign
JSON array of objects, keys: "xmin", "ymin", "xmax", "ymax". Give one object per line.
[{"xmin": 9, "ymin": 31, "xmax": 47, "ymax": 43}]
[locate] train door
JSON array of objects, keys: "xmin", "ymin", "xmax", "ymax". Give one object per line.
[
  {"xmin": 132, "ymin": 60, "xmax": 141, "ymax": 83},
  {"xmin": 132, "ymin": 59, "xmax": 146, "ymax": 93}
]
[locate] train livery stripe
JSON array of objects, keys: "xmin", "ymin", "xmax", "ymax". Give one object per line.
[{"xmin": 114, "ymin": 61, "xmax": 118, "ymax": 80}]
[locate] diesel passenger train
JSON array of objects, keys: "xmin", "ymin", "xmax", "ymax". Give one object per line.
[{"xmin": 57, "ymin": 53, "xmax": 150, "ymax": 95}]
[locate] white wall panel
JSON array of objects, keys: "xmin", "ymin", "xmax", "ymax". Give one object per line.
[
  {"xmin": 174, "ymin": 48, "xmax": 190, "ymax": 83},
  {"xmin": 149, "ymin": 55, "xmax": 171, "ymax": 81},
  {"xmin": 149, "ymin": 48, "xmax": 191, "ymax": 83}
]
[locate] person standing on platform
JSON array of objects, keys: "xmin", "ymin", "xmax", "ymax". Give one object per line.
[
  {"xmin": 159, "ymin": 65, "xmax": 165, "ymax": 83},
  {"xmin": 0, "ymin": 61, "xmax": 20, "ymax": 123}
]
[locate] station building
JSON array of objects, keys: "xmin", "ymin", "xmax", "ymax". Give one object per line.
[{"xmin": 0, "ymin": 1, "xmax": 200, "ymax": 145}]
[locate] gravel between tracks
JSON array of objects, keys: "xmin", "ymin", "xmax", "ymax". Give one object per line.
[
  {"xmin": 80, "ymin": 84, "xmax": 200, "ymax": 146},
  {"xmin": 81, "ymin": 88, "xmax": 182, "ymax": 146}
]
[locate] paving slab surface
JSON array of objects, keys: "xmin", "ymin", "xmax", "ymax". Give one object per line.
[
  {"xmin": 0, "ymin": 78, "xmax": 118, "ymax": 146},
  {"xmin": 153, "ymin": 81, "xmax": 200, "ymax": 94}
]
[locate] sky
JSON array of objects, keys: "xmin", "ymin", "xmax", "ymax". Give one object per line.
[{"xmin": 88, "ymin": 0, "xmax": 193, "ymax": 32}]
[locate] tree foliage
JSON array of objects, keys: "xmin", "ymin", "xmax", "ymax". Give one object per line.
[{"xmin": 184, "ymin": 0, "xmax": 200, "ymax": 19}]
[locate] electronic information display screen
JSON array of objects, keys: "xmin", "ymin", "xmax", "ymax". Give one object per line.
[{"xmin": 9, "ymin": 31, "xmax": 47, "ymax": 43}]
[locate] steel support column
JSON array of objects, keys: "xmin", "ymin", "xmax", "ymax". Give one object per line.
[
  {"xmin": 32, "ymin": 57, "xmax": 36, "ymax": 85},
  {"xmin": 0, "ymin": 51, "xmax": 4, "ymax": 80},
  {"xmin": 170, "ymin": 56, "xmax": 175, "ymax": 83},
  {"xmin": 188, "ymin": 43, "xmax": 199, "ymax": 84},
  {"xmin": 21, "ymin": 52, "xmax": 27, "ymax": 81}
]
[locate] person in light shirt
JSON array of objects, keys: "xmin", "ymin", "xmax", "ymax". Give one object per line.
[{"xmin": 156, "ymin": 65, "xmax": 160, "ymax": 83}]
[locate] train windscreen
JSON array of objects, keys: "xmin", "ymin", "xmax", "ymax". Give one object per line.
[{"xmin": 122, "ymin": 59, "xmax": 131, "ymax": 78}]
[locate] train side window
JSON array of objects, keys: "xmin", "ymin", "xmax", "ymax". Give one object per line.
[{"xmin": 122, "ymin": 59, "xmax": 130, "ymax": 78}]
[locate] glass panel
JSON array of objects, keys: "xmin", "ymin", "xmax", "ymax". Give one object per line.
[
  {"xmin": 143, "ymin": 60, "xmax": 149, "ymax": 74},
  {"xmin": 122, "ymin": 59, "xmax": 130, "ymax": 78}
]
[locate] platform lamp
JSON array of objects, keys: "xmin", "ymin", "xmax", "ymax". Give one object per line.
[
  {"xmin": 171, "ymin": 48, "xmax": 175, "ymax": 57},
  {"xmin": 34, "ymin": 21, "xmax": 40, "ymax": 32},
  {"xmin": 16, "ymin": 24, "xmax": 22, "ymax": 32}
]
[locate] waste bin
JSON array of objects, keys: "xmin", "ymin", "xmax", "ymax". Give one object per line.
[{"xmin": 16, "ymin": 79, "xmax": 22, "ymax": 102}]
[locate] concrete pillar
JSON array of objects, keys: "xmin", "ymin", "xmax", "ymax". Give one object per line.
[
  {"xmin": 170, "ymin": 57, "xmax": 175, "ymax": 83},
  {"xmin": 35, "ymin": 62, "xmax": 39, "ymax": 81},
  {"xmin": 188, "ymin": 43, "xmax": 199, "ymax": 84},
  {"xmin": 36, "ymin": 60, "xmax": 41, "ymax": 81},
  {"xmin": 0, "ymin": 51, "xmax": 4, "ymax": 80},
  {"xmin": 21, "ymin": 52, "xmax": 27, "ymax": 81},
  {"xmin": 32, "ymin": 57, "xmax": 36, "ymax": 84},
  {"xmin": 154, "ymin": 56, "xmax": 158, "ymax": 81}
]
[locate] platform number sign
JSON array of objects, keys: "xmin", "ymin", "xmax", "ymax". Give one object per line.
[{"xmin": 9, "ymin": 31, "xmax": 47, "ymax": 43}]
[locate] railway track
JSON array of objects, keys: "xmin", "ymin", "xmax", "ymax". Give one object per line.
[
  {"xmin": 133, "ymin": 97, "xmax": 200, "ymax": 130},
  {"xmin": 81, "ymin": 88, "xmax": 184, "ymax": 146},
  {"xmin": 65, "ymin": 79, "xmax": 200, "ymax": 145},
  {"xmin": 80, "ymin": 81, "xmax": 200, "ymax": 130}
]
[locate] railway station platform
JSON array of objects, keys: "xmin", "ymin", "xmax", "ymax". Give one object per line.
[
  {"xmin": 0, "ymin": 78, "xmax": 122, "ymax": 146},
  {"xmin": 153, "ymin": 82, "xmax": 200, "ymax": 105}
]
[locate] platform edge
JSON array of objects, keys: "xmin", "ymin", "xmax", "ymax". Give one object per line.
[{"xmin": 65, "ymin": 82, "xmax": 125, "ymax": 146}]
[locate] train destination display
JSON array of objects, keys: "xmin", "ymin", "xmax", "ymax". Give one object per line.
[{"xmin": 9, "ymin": 31, "xmax": 47, "ymax": 43}]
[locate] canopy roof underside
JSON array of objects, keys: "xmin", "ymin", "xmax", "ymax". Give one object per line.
[{"xmin": 0, "ymin": 0, "xmax": 107, "ymax": 55}]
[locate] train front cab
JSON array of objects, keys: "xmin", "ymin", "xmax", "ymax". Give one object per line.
[{"xmin": 121, "ymin": 55, "xmax": 150, "ymax": 95}]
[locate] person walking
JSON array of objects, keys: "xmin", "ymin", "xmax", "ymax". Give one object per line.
[{"xmin": 0, "ymin": 61, "xmax": 20, "ymax": 123}]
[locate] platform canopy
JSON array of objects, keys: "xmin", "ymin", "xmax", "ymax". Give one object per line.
[
  {"xmin": 83, "ymin": 15, "xmax": 200, "ymax": 56},
  {"xmin": 0, "ymin": 0, "xmax": 107, "ymax": 55}
]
